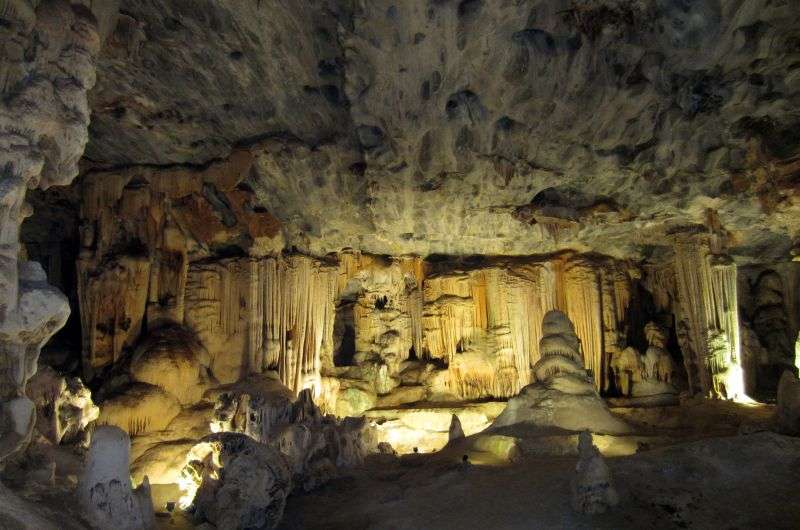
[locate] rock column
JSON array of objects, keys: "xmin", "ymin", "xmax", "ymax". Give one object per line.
[{"xmin": 0, "ymin": 0, "xmax": 105, "ymax": 464}]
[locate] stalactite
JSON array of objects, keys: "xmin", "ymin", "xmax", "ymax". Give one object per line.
[
  {"xmin": 421, "ymin": 261, "xmax": 564, "ymax": 399},
  {"xmin": 710, "ymin": 257, "xmax": 740, "ymax": 365},
  {"xmin": 493, "ymin": 264, "xmax": 557, "ymax": 393},
  {"xmin": 673, "ymin": 237, "xmax": 712, "ymax": 395},
  {"xmin": 407, "ymin": 284, "xmax": 424, "ymax": 360},
  {"xmin": 334, "ymin": 251, "xmax": 423, "ymax": 374},
  {"xmin": 560, "ymin": 257, "xmax": 605, "ymax": 389},
  {"xmin": 77, "ymin": 257, "xmax": 151, "ymax": 378},
  {"xmin": 185, "ymin": 258, "xmax": 253, "ymax": 384},
  {"xmin": 422, "ymin": 273, "xmax": 477, "ymax": 360},
  {"xmin": 672, "ymin": 236, "xmax": 743, "ymax": 398},
  {"xmin": 642, "ymin": 263, "xmax": 675, "ymax": 314},
  {"xmin": 146, "ymin": 220, "xmax": 189, "ymax": 325},
  {"xmin": 258, "ymin": 256, "xmax": 338, "ymax": 395}
]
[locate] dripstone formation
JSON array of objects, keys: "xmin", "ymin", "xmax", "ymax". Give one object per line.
[
  {"xmin": 492, "ymin": 310, "xmax": 631, "ymax": 435},
  {"xmin": 1, "ymin": 1, "xmax": 800, "ymax": 529}
]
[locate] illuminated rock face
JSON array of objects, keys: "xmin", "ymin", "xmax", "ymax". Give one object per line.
[
  {"xmin": 2, "ymin": 1, "xmax": 799, "ymax": 528},
  {"xmin": 26, "ymin": 365, "xmax": 99, "ymax": 445},
  {"xmin": 607, "ymin": 327, "xmax": 678, "ymax": 404},
  {"xmin": 672, "ymin": 236, "xmax": 744, "ymax": 399},
  {"xmin": 181, "ymin": 387, "xmax": 373, "ymax": 527},
  {"xmin": 182, "ymin": 433, "xmax": 292, "ymax": 530}
]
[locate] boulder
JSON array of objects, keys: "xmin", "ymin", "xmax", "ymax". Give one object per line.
[{"xmin": 181, "ymin": 433, "xmax": 292, "ymax": 530}]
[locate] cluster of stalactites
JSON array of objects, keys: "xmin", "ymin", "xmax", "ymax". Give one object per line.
[
  {"xmin": 418, "ymin": 255, "xmax": 634, "ymax": 399},
  {"xmin": 254, "ymin": 256, "xmax": 338, "ymax": 395},
  {"xmin": 672, "ymin": 236, "xmax": 743, "ymax": 399}
]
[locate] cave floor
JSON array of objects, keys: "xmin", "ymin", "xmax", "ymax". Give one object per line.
[
  {"xmin": 277, "ymin": 399, "xmax": 797, "ymax": 530},
  {"xmin": 3, "ymin": 399, "xmax": 796, "ymax": 530},
  {"xmin": 278, "ymin": 430, "xmax": 800, "ymax": 530}
]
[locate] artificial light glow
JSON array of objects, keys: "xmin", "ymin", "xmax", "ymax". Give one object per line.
[
  {"xmin": 724, "ymin": 362, "xmax": 747, "ymax": 403},
  {"xmin": 177, "ymin": 471, "xmax": 199, "ymax": 510}
]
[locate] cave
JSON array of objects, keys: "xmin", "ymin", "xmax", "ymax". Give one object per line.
[{"xmin": 2, "ymin": 1, "xmax": 800, "ymax": 529}]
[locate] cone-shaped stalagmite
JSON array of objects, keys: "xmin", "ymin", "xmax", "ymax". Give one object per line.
[{"xmin": 492, "ymin": 311, "xmax": 630, "ymax": 434}]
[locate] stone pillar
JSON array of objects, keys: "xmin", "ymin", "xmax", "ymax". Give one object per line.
[
  {"xmin": 672, "ymin": 234, "xmax": 744, "ymax": 399},
  {"xmin": 0, "ymin": 0, "xmax": 108, "ymax": 464}
]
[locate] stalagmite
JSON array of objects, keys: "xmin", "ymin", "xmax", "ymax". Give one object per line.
[
  {"xmin": 570, "ymin": 431, "xmax": 619, "ymax": 514},
  {"xmin": 129, "ymin": 324, "xmax": 213, "ymax": 405},
  {"xmin": 448, "ymin": 414, "xmax": 465, "ymax": 443},
  {"xmin": 79, "ymin": 425, "xmax": 155, "ymax": 530},
  {"xmin": 492, "ymin": 311, "xmax": 630, "ymax": 434}
]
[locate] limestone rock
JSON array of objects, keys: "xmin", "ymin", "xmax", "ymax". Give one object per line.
[
  {"xmin": 208, "ymin": 383, "xmax": 373, "ymax": 494},
  {"xmin": 0, "ymin": 397, "xmax": 36, "ymax": 462},
  {"xmin": 0, "ymin": 6, "xmax": 104, "ymax": 436},
  {"xmin": 80, "ymin": 2, "xmax": 800, "ymax": 262},
  {"xmin": 376, "ymin": 385, "xmax": 428, "ymax": 408},
  {"xmin": 0, "ymin": 480, "xmax": 85, "ymax": 530},
  {"xmin": 365, "ymin": 402, "xmax": 505, "ymax": 454},
  {"xmin": 776, "ymin": 370, "xmax": 800, "ymax": 436},
  {"xmin": 207, "ymin": 373, "xmax": 295, "ymax": 440},
  {"xmin": 26, "ymin": 365, "xmax": 99, "ymax": 445},
  {"xmin": 98, "ymin": 383, "xmax": 181, "ymax": 436},
  {"xmin": 494, "ymin": 311, "xmax": 630, "ymax": 435},
  {"xmin": 570, "ymin": 431, "xmax": 619, "ymax": 515},
  {"xmin": 79, "ymin": 425, "xmax": 154, "ymax": 530},
  {"xmin": 335, "ymin": 386, "xmax": 377, "ymax": 418},
  {"xmin": 181, "ymin": 433, "xmax": 292, "ymax": 530},
  {"xmin": 130, "ymin": 324, "xmax": 212, "ymax": 405},
  {"xmin": 131, "ymin": 439, "xmax": 197, "ymax": 487},
  {"xmin": 448, "ymin": 414, "xmax": 464, "ymax": 443},
  {"xmin": 492, "ymin": 384, "xmax": 631, "ymax": 436}
]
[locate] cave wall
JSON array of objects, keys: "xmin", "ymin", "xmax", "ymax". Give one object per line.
[
  {"xmin": 738, "ymin": 261, "xmax": 800, "ymax": 393},
  {"xmin": 67, "ymin": 151, "xmax": 652, "ymax": 404},
  {"xmin": 28, "ymin": 142, "xmax": 798, "ymax": 408}
]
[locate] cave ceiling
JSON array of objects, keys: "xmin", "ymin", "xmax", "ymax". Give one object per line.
[{"xmin": 83, "ymin": 0, "xmax": 800, "ymax": 262}]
